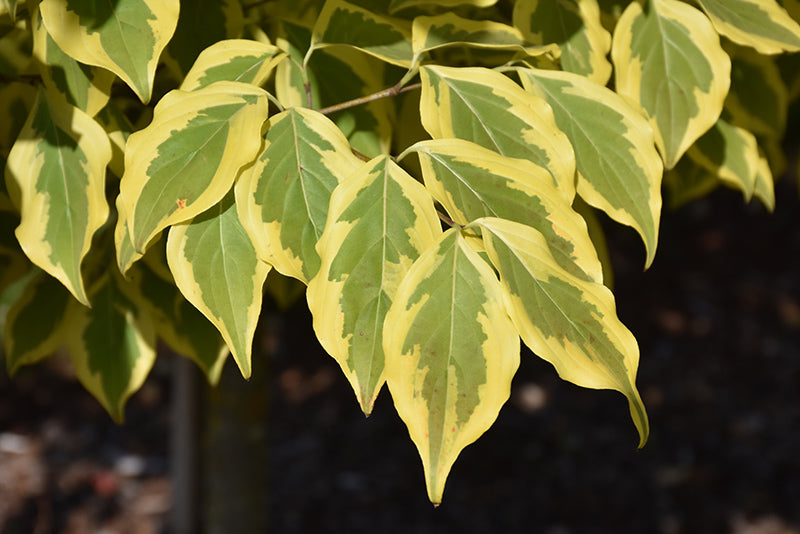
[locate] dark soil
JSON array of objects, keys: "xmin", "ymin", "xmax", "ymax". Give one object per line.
[{"xmin": 1, "ymin": 166, "xmax": 799, "ymax": 533}]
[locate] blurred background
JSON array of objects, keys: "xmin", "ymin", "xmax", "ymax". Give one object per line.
[{"xmin": 1, "ymin": 151, "xmax": 799, "ymax": 533}]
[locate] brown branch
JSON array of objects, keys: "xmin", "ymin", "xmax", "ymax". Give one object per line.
[{"xmin": 318, "ymin": 82, "xmax": 421, "ymax": 115}]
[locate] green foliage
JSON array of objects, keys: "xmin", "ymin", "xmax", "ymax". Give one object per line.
[{"xmin": 1, "ymin": 0, "xmax": 798, "ymax": 504}]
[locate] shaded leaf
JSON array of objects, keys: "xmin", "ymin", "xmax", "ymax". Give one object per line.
[
  {"xmin": 384, "ymin": 228, "xmax": 520, "ymax": 504},
  {"xmin": 389, "ymin": 0, "xmax": 496, "ymax": 14},
  {"xmin": 235, "ymin": 107, "xmax": 363, "ymax": 283},
  {"xmin": 167, "ymin": 0, "xmax": 244, "ymax": 75},
  {"xmin": 5, "ymin": 89, "xmax": 111, "ymax": 305},
  {"xmin": 477, "ymin": 217, "xmax": 648, "ymax": 447},
  {"xmin": 518, "ymin": 67, "xmax": 663, "ymax": 268},
  {"xmin": 307, "ymin": 155, "xmax": 440, "ymax": 414},
  {"xmin": 612, "ymin": 0, "xmax": 731, "ymax": 168},
  {"xmin": 697, "ymin": 0, "xmax": 800, "ymax": 54}
]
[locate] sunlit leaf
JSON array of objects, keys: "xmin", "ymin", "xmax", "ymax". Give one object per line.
[
  {"xmin": 307, "ymin": 155, "xmax": 440, "ymax": 414},
  {"xmin": 384, "ymin": 228, "xmax": 520, "ymax": 504},
  {"xmin": 477, "ymin": 217, "xmax": 648, "ymax": 447},
  {"xmin": 116, "ymin": 81, "xmax": 270, "ymax": 271},
  {"xmin": 235, "ymin": 107, "xmax": 363, "ymax": 283},
  {"xmin": 419, "ymin": 65, "xmax": 576, "ymax": 201},
  {"xmin": 180, "ymin": 38, "xmax": 286, "ymax": 91},
  {"xmin": 39, "ymin": 0, "xmax": 180, "ymax": 103},
  {"xmin": 5, "ymin": 88, "xmax": 111, "ymax": 305},
  {"xmin": 518, "ymin": 67, "xmax": 663, "ymax": 268},
  {"xmin": 612, "ymin": 0, "xmax": 731, "ymax": 168}
]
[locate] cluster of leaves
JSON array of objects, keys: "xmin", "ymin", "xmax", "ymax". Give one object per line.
[{"xmin": 1, "ymin": 0, "xmax": 799, "ymax": 503}]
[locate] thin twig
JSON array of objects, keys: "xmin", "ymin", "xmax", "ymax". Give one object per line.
[
  {"xmin": 437, "ymin": 210, "xmax": 462, "ymax": 229},
  {"xmin": 304, "ymin": 81, "xmax": 313, "ymax": 109},
  {"xmin": 318, "ymin": 82, "xmax": 421, "ymax": 115}
]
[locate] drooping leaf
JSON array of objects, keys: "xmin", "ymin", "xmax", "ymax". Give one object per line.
[
  {"xmin": 122, "ymin": 259, "xmax": 229, "ymax": 384},
  {"xmin": 307, "ymin": 155, "xmax": 440, "ymax": 414},
  {"xmin": 687, "ymin": 118, "xmax": 760, "ymax": 201},
  {"xmin": 696, "ymin": 0, "xmax": 800, "ymax": 54},
  {"xmin": 275, "ymin": 21, "xmax": 317, "ymax": 109},
  {"xmin": 419, "ymin": 65, "xmax": 576, "ymax": 202},
  {"xmin": 4, "ymin": 271, "xmax": 72, "ymax": 375},
  {"xmin": 32, "ymin": 5, "xmax": 115, "ymax": 117},
  {"xmin": 389, "ymin": 0, "xmax": 497, "ymax": 13},
  {"xmin": 384, "ymin": 228, "xmax": 520, "ymax": 504},
  {"xmin": 725, "ymin": 44, "xmax": 788, "ymax": 139},
  {"xmin": 235, "ymin": 107, "xmax": 363, "ymax": 283},
  {"xmin": 411, "ymin": 13, "xmax": 558, "ymax": 70},
  {"xmin": 752, "ymin": 150, "xmax": 775, "ymax": 212},
  {"xmin": 39, "ymin": 0, "xmax": 180, "ymax": 103},
  {"xmin": 5, "ymin": 88, "xmax": 111, "ymax": 305},
  {"xmin": 405, "ymin": 138, "xmax": 602, "ymax": 282},
  {"xmin": 167, "ymin": 0, "xmax": 244, "ymax": 75},
  {"xmin": 166, "ymin": 191, "xmax": 269, "ymax": 379},
  {"xmin": 306, "ymin": 0, "xmax": 413, "ymax": 67},
  {"xmin": 518, "ymin": 67, "xmax": 663, "ymax": 268},
  {"xmin": 612, "ymin": 0, "xmax": 731, "ymax": 169},
  {"xmin": 477, "ymin": 216, "xmax": 648, "ymax": 448},
  {"xmin": 180, "ymin": 39, "xmax": 286, "ymax": 91},
  {"xmin": 116, "ymin": 81, "xmax": 270, "ymax": 270},
  {"xmin": 66, "ymin": 270, "xmax": 157, "ymax": 423},
  {"xmin": 513, "ymin": 0, "xmax": 612, "ymax": 84}
]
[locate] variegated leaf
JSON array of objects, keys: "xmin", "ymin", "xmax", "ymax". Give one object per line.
[
  {"xmin": 725, "ymin": 44, "xmax": 788, "ymax": 139},
  {"xmin": 122, "ymin": 259, "xmax": 229, "ymax": 384},
  {"xmin": 389, "ymin": 0, "xmax": 497, "ymax": 13},
  {"xmin": 117, "ymin": 81, "xmax": 270, "ymax": 270},
  {"xmin": 167, "ymin": 191, "xmax": 269, "ymax": 379},
  {"xmin": 32, "ymin": 6, "xmax": 115, "ymax": 117},
  {"xmin": 753, "ymin": 150, "xmax": 775, "ymax": 212},
  {"xmin": 235, "ymin": 107, "xmax": 363, "ymax": 283},
  {"xmin": 513, "ymin": 0, "xmax": 612, "ymax": 84},
  {"xmin": 180, "ymin": 39, "xmax": 286, "ymax": 92},
  {"xmin": 697, "ymin": 0, "xmax": 800, "ymax": 54},
  {"xmin": 66, "ymin": 270, "xmax": 157, "ymax": 423},
  {"xmin": 167, "ymin": 0, "xmax": 244, "ymax": 75},
  {"xmin": 1, "ymin": 0, "xmax": 19, "ymax": 21},
  {"xmin": 5, "ymin": 89, "xmax": 111, "ymax": 305},
  {"xmin": 384, "ymin": 228, "xmax": 520, "ymax": 504},
  {"xmin": 405, "ymin": 138, "xmax": 602, "ymax": 282},
  {"xmin": 4, "ymin": 271, "xmax": 72, "ymax": 375},
  {"xmin": 518, "ymin": 67, "xmax": 663, "ymax": 268},
  {"xmin": 275, "ymin": 23, "xmax": 316, "ymax": 109},
  {"xmin": 39, "ymin": 0, "xmax": 180, "ymax": 103},
  {"xmin": 307, "ymin": 0, "xmax": 413, "ymax": 68},
  {"xmin": 307, "ymin": 155, "xmax": 440, "ymax": 414},
  {"xmin": 411, "ymin": 13, "xmax": 558, "ymax": 70},
  {"xmin": 477, "ymin": 216, "xmax": 648, "ymax": 447},
  {"xmin": 419, "ymin": 65, "xmax": 576, "ymax": 202},
  {"xmin": 687, "ymin": 118, "xmax": 759, "ymax": 200},
  {"xmin": 612, "ymin": 0, "xmax": 731, "ymax": 169}
]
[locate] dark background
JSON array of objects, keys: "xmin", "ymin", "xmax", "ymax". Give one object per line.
[{"xmin": 1, "ymin": 155, "xmax": 799, "ymax": 532}]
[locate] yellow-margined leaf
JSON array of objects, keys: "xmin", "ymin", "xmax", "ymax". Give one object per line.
[
  {"xmin": 307, "ymin": 0, "xmax": 413, "ymax": 68},
  {"xmin": 5, "ymin": 88, "xmax": 111, "ymax": 305},
  {"xmin": 32, "ymin": 6, "xmax": 115, "ymax": 117},
  {"xmin": 4, "ymin": 272, "xmax": 72, "ymax": 375},
  {"xmin": 518, "ymin": 67, "xmax": 663, "ymax": 268},
  {"xmin": 39, "ymin": 0, "xmax": 179, "ymax": 103},
  {"xmin": 384, "ymin": 228, "xmax": 520, "ymax": 504},
  {"xmin": 411, "ymin": 13, "xmax": 558, "ymax": 70},
  {"xmin": 753, "ymin": 150, "xmax": 775, "ymax": 212},
  {"xmin": 404, "ymin": 138, "xmax": 602, "ymax": 282},
  {"xmin": 307, "ymin": 155, "xmax": 441, "ymax": 414},
  {"xmin": 389, "ymin": 0, "xmax": 496, "ymax": 14},
  {"xmin": 235, "ymin": 107, "xmax": 363, "ymax": 283},
  {"xmin": 180, "ymin": 39, "xmax": 286, "ymax": 91},
  {"xmin": 612, "ymin": 0, "xmax": 731, "ymax": 169},
  {"xmin": 167, "ymin": 191, "xmax": 269, "ymax": 379},
  {"xmin": 477, "ymin": 217, "xmax": 648, "ymax": 447},
  {"xmin": 419, "ymin": 65, "xmax": 576, "ymax": 202},
  {"xmin": 116, "ymin": 81, "xmax": 270, "ymax": 272},
  {"xmin": 513, "ymin": 0, "xmax": 612, "ymax": 84},
  {"xmin": 687, "ymin": 118, "xmax": 760, "ymax": 201},
  {"xmin": 66, "ymin": 270, "xmax": 157, "ymax": 423},
  {"xmin": 697, "ymin": 0, "xmax": 800, "ymax": 54}
]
